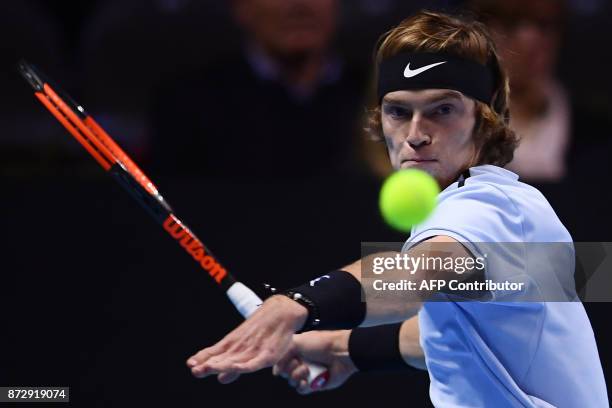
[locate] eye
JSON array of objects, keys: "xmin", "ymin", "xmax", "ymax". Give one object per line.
[
  {"xmin": 431, "ymin": 104, "xmax": 456, "ymax": 116},
  {"xmin": 383, "ymin": 105, "xmax": 411, "ymax": 119}
]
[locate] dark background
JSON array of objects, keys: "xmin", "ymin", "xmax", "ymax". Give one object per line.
[{"xmin": 1, "ymin": 1, "xmax": 611, "ymax": 406}]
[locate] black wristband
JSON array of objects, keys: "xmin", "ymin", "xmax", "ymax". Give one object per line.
[
  {"xmin": 349, "ymin": 323, "xmax": 418, "ymax": 372},
  {"xmin": 282, "ymin": 270, "xmax": 366, "ymax": 332}
]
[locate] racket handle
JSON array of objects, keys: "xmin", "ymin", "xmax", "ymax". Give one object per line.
[
  {"xmin": 305, "ymin": 361, "xmax": 330, "ymax": 390},
  {"xmin": 226, "ymin": 282, "xmax": 330, "ymax": 390},
  {"xmin": 226, "ymin": 281, "xmax": 263, "ymax": 318}
]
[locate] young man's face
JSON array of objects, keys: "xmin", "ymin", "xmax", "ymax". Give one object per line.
[{"xmin": 381, "ymin": 89, "xmax": 478, "ymax": 189}]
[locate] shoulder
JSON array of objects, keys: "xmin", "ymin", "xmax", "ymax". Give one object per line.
[
  {"xmin": 410, "ymin": 166, "xmax": 528, "ymax": 244},
  {"xmin": 410, "ymin": 165, "xmax": 572, "ymax": 244}
]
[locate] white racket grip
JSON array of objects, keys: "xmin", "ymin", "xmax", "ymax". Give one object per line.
[
  {"xmin": 226, "ymin": 281, "xmax": 263, "ymax": 318},
  {"xmin": 226, "ymin": 282, "xmax": 330, "ymax": 390}
]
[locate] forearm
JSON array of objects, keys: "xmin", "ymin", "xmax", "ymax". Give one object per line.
[
  {"xmin": 343, "ymin": 255, "xmax": 422, "ymax": 327},
  {"xmin": 344, "ymin": 236, "xmax": 477, "ymax": 327},
  {"xmin": 399, "ymin": 316, "xmax": 426, "ymax": 370},
  {"xmin": 283, "ymin": 236, "xmax": 473, "ymax": 332}
]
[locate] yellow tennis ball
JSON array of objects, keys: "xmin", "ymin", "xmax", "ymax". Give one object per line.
[{"xmin": 379, "ymin": 169, "xmax": 440, "ymax": 232}]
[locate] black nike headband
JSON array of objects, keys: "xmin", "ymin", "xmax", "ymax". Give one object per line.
[{"xmin": 377, "ymin": 52, "xmax": 495, "ymax": 104}]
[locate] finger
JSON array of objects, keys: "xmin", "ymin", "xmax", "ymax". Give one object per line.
[
  {"xmin": 275, "ymin": 358, "xmax": 300, "ymax": 379},
  {"xmin": 193, "ymin": 349, "xmax": 272, "ymax": 378},
  {"xmin": 274, "ymin": 349, "xmax": 296, "ymax": 371},
  {"xmin": 187, "ymin": 350, "xmax": 211, "ymax": 367},
  {"xmin": 188, "ymin": 342, "xmax": 229, "ymax": 366},
  {"xmin": 231, "ymin": 352, "xmax": 276, "ymax": 373},
  {"xmin": 289, "ymin": 364, "xmax": 309, "ymax": 384},
  {"xmin": 273, "ymin": 347, "xmax": 298, "ymax": 376},
  {"xmin": 288, "ymin": 378, "xmax": 297, "ymax": 387},
  {"xmin": 193, "ymin": 336, "xmax": 269, "ymax": 378},
  {"xmin": 296, "ymin": 379, "xmax": 314, "ymax": 395},
  {"xmin": 218, "ymin": 372, "xmax": 241, "ymax": 384},
  {"xmin": 192, "ymin": 356, "xmax": 238, "ymax": 378}
]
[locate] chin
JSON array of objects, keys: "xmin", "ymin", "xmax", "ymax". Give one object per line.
[{"xmin": 398, "ymin": 161, "xmax": 443, "ymax": 184}]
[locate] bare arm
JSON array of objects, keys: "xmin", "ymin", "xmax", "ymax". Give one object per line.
[
  {"xmin": 343, "ymin": 235, "xmax": 474, "ymax": 326},
  {"xmin": 187, "ymin": 235, "xmax": 470, "ymax": 382},
  {"xmin": 399, "ymin": 316, "xmax": 426, "ymax": 370}
]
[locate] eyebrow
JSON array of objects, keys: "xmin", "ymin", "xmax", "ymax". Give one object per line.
[{"xmin": 382, "ymin": 91, "xmax": 463, "ymax": 106}]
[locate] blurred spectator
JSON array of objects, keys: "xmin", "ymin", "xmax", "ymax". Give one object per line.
[
  {"xmin": 469, "ymin": 0, "xmax": 612, "ymax": 183},
  {"xmin": 336, "ymin": 0, "xmax": 457, "ymax": 66},
  {"xmin": 149, "ymin": 0, "xmax": 368, "ymax": 179},
  {"xmin": 79, "ymin": 0, "xmax": 238, "ymax": 161},
  {"xmin": 469, "ymin": 0, "xmax": 612, "ymax": 241}
]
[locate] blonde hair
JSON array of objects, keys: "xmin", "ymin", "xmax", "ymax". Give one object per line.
[{"xmin": 366, "ymin": 10, "xmax": 518, "ymax": 167}]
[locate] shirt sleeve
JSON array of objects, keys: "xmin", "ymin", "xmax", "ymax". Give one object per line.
[
  {"xmin": 410, "ymin": 182, "xmax": 524, "ymax": 243},
  {"xmin": 403, "ymin": 182, "xmax": 525, "ymax": 262}
]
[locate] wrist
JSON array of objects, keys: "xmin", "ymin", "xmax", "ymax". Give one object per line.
[
  {"xmin": 348, "ymin": 324, "xmax": 419, "ymax": 373},
  {"xmin": 267, "ymin": 295, "xmax": 308, "ymax": 332},
  {"xmin": 330, "ymin": 330, "xmax": 350, "ymax": 353},
  {"xmin": 332, "ymin": 330, "xmax": 358, "ymax": 375},
  {"xmin": 281, "ymin": 270, "xmax": 366, "ymax": 332}
]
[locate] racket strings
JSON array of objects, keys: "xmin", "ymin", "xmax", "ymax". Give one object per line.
[
  {"xmin": 84, "ymin": 116, "xmax": 159, "ymax": 196},
  {"xmin": 34, "ymin": 91, "xmax": 114, "ymax": 170},
  {"xmin": 38, "ymin": 83, "xmax": 159, "ymax": 197}
]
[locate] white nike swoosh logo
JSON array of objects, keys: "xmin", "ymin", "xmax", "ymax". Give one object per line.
[{"xmin": 403, "ymin": 61, "xmax": 447, "ymax": 78}]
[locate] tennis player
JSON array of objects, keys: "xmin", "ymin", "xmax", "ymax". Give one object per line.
[{"xmin": 187, "ymin": 11, "xmax": 608, "ymax": 407}]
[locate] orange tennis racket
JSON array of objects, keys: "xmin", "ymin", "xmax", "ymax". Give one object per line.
[{"xmin": 18, "ymin": 60, "xmax": 329, "ymax": 390}]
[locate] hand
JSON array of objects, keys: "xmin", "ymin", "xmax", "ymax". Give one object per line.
[
  {"xmin": 186, "ymin": 295, "xmax": 308, "ymax": 384},
  {"xmin": 273, "ymin": 330, "xmax": 358, "ymax": 395}
]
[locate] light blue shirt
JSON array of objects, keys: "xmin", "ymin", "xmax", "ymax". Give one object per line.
[{"xmin": 404, "ymin": 165, "xmax": 608, "ymax": 407}]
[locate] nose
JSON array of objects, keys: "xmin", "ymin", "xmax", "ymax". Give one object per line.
[{"xmin": 404, "ymin": 114, "xmax": 431, "ymax": 148}]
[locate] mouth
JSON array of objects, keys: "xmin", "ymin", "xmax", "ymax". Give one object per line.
[{"xmin": 400, "ymin": 159, "xmax": 437, "ymax": 168}]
